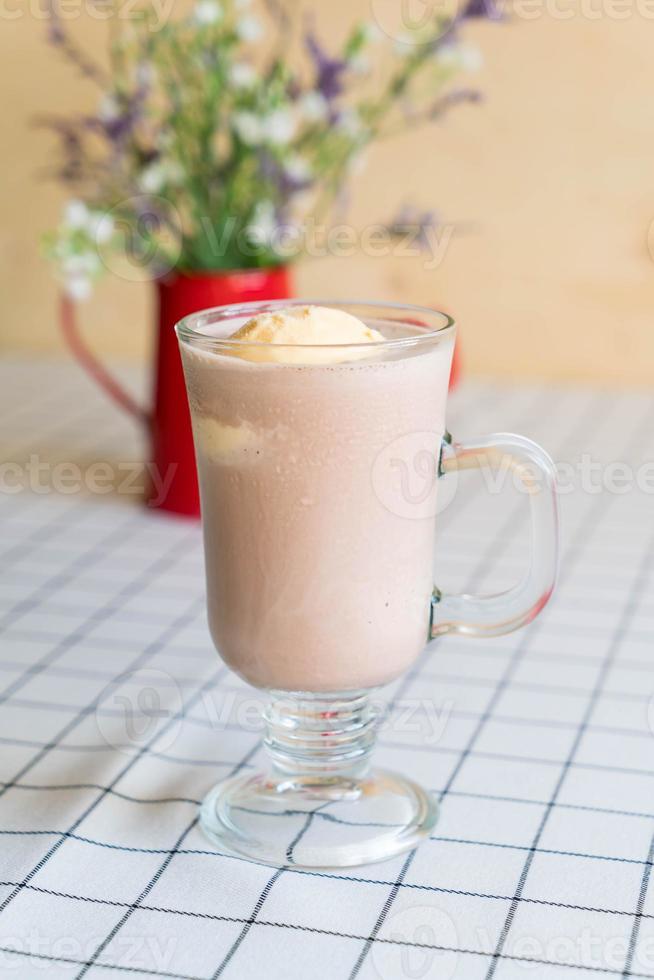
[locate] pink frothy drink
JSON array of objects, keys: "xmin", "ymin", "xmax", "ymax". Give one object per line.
[{"xmin": 179, "ymin": 306, "xmax": 454, "ymax": 692}]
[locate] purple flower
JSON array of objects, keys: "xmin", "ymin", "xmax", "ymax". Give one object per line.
[
  {"xmin": 35, "ymin": 115, "xmax": 85, "ymax": 183},
  {"xmin": 84, "ymin": 71, "xmax": 150, "ymax": 149},
  {"xmin": 45, "ymin": 0, "xmax": 107, "ymax": 84},
  {"xmin": 47, "ymin": 17, "xmax": 64, "ymax": 45},
  {"xmin": 461, "ymin": 0, "xmax": 505, "ymax": 20},
  {"xmin": 429, "ymin": 88, "xmax": 482, "ymax": 118},
  {"xmin": 87, "ymin": 108, "xmax": 137, "ymax": 145},
  {"xmin": 388, "ymin": 204, "xmax": 441, "ymax": 250},
  {"xmin": 257, "ymin": 151, "xmax": 313, "ymax": 201},
  {"xmin": 304, "ymin": 32, "xmax": 348, "ymax": 101}
]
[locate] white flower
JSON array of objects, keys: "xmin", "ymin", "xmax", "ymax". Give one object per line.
[
  {"xmin": 138, "ymin": 160, "xmax": 184, "ymax": 193},
  {"xmin": 65, "ymin": 274, "xmax": 93, "ymax": 302},
  {"xmin": 62, "ymin": 251, "xmax": 100, "ymax": 300},
  {"xmin": 349, "ymin": 53, "xmax": 370, "ymax": 75},
  {"xmin": 437, "ymin": 42, "xmax": 483, "ymax": 73},
  {"xmin": 156, "ymin": 130, "xmax": 174, "ymax": 151},
  {"xmin": 139, "ymin": 163, "xmax": 166, "ymax": 194},
  {"xmin": 232, "ymin": 110, "xmax": 263, "ymax": 145},
  {"xmin": 348, "ymin": 150, "xmax": 368, "ymax": 176},
  {"xmin": 284, "ymin": 155, "xmax": 311, "ymax": 183},
  {"xmin": 87, "ymin": 212, "xmax": 115, "ymax": 245},
  {"xmin": 236, "ymin": 15, "xmax": 262, "ymax": 42},
  {"xmin": 98, "ymin": 94, "xmax": 120, "ymax": 122},
  {"xmin": 394, "ymin": 33, "xmax": 416, "ymax": 54},
  {"xmin": 228, "ymin": 62, "xmax": 257, "ymax": 88},
  {"xmin": 362, "ymin": 22, "xmax": 383, "ymax": 43},
  {"xmin": 262, "ymin": 107, "xmax": 296, "ymax": 146},
  {"xmin": 460, "ymin": 43, "xmax": 483, "ymax": 72},
  {"xmin": 193, "ymin": 0, "xmax": 223, "ymax": 25},
  {"xmin": 299, "ymin": 91, "xmax": 329, "ymax": 123},
  {"xmin": 135, "ymin": 62, "xmax": 156, "ymax": 87},
  {"xmin": 63, "ymin": 200, "xmax": 90, "ymax": 231},
  {"xmin": 337, "ymin": 107, "xmax": 362, "ymax": 138},
  {"xmin": 290, "ymin": 188, "xmax": 315, "ymax": 215},
  {"xmin": 63, "ymin": 253, "xmax": 101, "ymax": 276},
  {"xmin": 246, "ymin": 200, "xmax": 276, "ymax": 246}
]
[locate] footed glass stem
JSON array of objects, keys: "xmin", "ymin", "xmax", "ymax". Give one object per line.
[{"xmin": 200, "ymin": 691, "xmax": 438, "ymax": 870}]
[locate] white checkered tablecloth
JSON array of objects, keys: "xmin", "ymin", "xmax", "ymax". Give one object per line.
[{"xmin": 1, "ymin": 355, "xmax": 654, "ymax": 980}]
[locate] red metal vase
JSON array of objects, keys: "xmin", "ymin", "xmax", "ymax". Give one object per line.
[{"xmin": 448, "ymin": 340, "xmax": 462, "ymax": 391}]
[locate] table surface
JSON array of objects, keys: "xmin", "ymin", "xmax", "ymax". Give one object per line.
[{"xmin": 2, "ymin": 357, "xmax": 654, "ymax": 980}]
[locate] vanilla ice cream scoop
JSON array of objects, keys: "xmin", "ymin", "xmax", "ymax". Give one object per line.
[{"xmin": 228, "ymin": 305, "xmax": 385, "ymax": 364}]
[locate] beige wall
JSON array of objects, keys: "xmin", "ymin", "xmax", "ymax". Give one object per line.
[{"xmin": 2, "ymin": 3, "xmax": 654, "ymax": 383}]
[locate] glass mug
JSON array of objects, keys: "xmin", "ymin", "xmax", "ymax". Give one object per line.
[{"xmin": 176, "ymin": 301, "xmax": 558, "ymax": 870}]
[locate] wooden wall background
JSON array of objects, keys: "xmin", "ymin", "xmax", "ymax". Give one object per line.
[{"xmin": 2, "ymin": 1, "xmax": 653, "ymax": 383}]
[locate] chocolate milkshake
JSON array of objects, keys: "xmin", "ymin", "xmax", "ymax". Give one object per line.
[{"xmin": 179, "ymin": 305, "xmax": 454, "ymax": 692}]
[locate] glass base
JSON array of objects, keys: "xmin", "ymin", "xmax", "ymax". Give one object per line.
[{"xmin": 200, "ymin": 768, "xmax": 438, "ymax": 870}]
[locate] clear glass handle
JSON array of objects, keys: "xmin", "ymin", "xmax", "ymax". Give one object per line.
[{"xmin": 430, "ymin": 432, "xmax": 559, "ymax": 638}]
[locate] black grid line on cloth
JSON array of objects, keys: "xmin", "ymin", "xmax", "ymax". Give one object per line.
[
  {"xmin": 0, "ymin": 597, "xmax": 214, "ymax": 916},
  {"xmin": 211, "ymin": 869, "xmax": 284, "ymax": 977},
  {"xmin": 0, "ymin": 494, "xmax": 101, "ymax": 567},
  {"xmin": 484, "ymin": 538, "xmax": 654, "ymax": 978},
  {"xmin": 481, "ymin": 411, "xmax": 654, "ymax": 980},
  {"xmin": 6, "ymin": 917, "xmax": 654, "ymax": 980},
  {"xmin": 0, "ymin": 764, "xmax": 654, "ymax": 820},
  {"xmin": 0, "ymin": 760, "xmax": 654, "ymax": 824},
  {"xmin": 0, "ymin": 391, "xmax": 113, "ymax": 467},
  {"xmin": 0, "ymin": 945, "xmax": 206, "ymax": 980},
  {"xmin": 9, "ymin": 867, "xmax": 654, "ymax": 925},
  {"xmin": 9, "ymin": 612, "xmax": 644, "ymax": 647},
  {"xmin": 623, "ymin": 834, "xmax": 654, "ymax": 977},
  {"xmin": 0, "ymin": 665, "xmax": 607, "ymax": 698},
  {"xmin": 0, "ymin": 534, "xmax": 198, "ymax": 720},
  {"xmin": 8, "ymin": 671, "xmax": 654, "ymax": 722},
  {"xmin": 74, "ymin": 816, "xmax": 202, "ymax": 978},
  {"xmin": 1, "ymin": 808, "xmax": 654, "ymax": 866},
  {"xmin": 0, "ymin": 660, "xmax": 223, "ymax": 921},
  {"xmin": 5, "ymin": 816, "xmax": 654, "ymax": 873},
  {"xmin": 4, "ymin": 622, "xmax": 651, "ymax": 667},
  {"xmin": 5, "ymin": 937, "xmax": 654, "ymax": 980},
  {"xmin": 2, "ymin": 662, "xmax": 213, "ymax": 697},
  {"xmin": 0, "ymin": 506, "xmax": 144, "ymax": 636},
  {"xmin": 75, "ymin": 736, "xmax": 261, "ymax": 980},
  {"xmin": 7, "ymin": 789, "xmax": 654, "ymax": 862},
  {"xmin": 8, "ymin": 670, "xmax": 654, "ymax": 746},
  {"xmin": 0, "ymin": 584, "xmax": 204, "ymax": 799},
  {"xmin": 0, "ymin": 362, "xmax": 143, "ymax": 447},
  {"xmin": 16, "ymin": 588, "xmax": 648, "ymax": 631},
  {"xmin": 0, "ymin": 527, "xmax": 199, "ymax": 719},
  {"xmin": 9, "ymin": 694, "xmax": 654, "ymax": 777},
  {"xmin": 345, "ymin": 387, "xmax": 614, "ymax": 979},
  {"xmin": 0, "ymin": 890, "xmax": 649, "ymax": 980},
  {"xmin": 0, "ymin": 784, "xmax": 201, "ymax": 805},
  {"xmin": 24, "ymin": 568, "xmax": 646, "ymax": 627},
  {"xmin": 0, "ymin": 371, "xmax": 79, "ymax": 429}
]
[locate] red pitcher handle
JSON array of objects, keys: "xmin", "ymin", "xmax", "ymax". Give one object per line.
[{"xmin": 59, "ymin": 294, "xmax": 152, "ymax": 430}]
